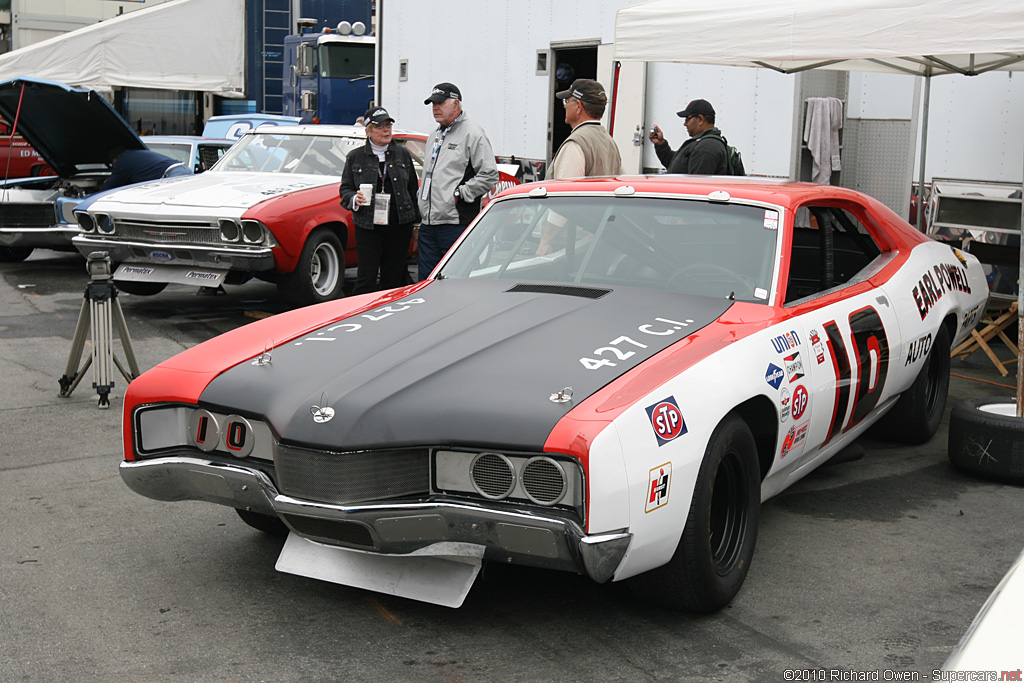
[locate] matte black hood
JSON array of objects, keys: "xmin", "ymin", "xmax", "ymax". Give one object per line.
[
  {"xmin": 0, "ymin": 78, "xmax": 145, "ymax": 177},
  {"xmin": 200, "ymin": 279, "xmax": 732, "ymax": 452}
]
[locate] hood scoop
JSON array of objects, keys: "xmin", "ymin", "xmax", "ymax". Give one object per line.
[{"xmin": 505, "ymin": 283, "xmax": 611, "ymax": 299}]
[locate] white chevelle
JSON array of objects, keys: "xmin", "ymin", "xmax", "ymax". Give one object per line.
[{"xmin": 119, "ymin": 176, "xmax": 988, "ymax": 610}]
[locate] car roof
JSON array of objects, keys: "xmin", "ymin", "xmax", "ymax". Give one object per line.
[
  {"xmin": 496, "ymin": 175, "xmax": 896, "ymax": 212},
  {"xmin": 142, "ymin": 135, "xmax": 235, "ymax": 145},
  {"xmin": 245, "ymin": 124, "xmax": 427, "ymax": 140}
]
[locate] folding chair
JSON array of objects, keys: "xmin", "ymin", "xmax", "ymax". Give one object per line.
[{"xmin": 950, "ymin": 237, "xmax": 1020, "ymax": 376}]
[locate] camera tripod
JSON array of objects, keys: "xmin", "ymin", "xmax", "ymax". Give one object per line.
[{"xmin": 58, "ymin": 252, "xmax": 141, "ymax": 409}]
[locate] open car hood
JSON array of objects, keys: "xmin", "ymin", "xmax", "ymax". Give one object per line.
[{"xmin": 0, "ymin": 77, "xmax": 145, "ymax": 178}]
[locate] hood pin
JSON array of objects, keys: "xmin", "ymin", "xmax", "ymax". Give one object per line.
[
  {"xmin": 251, "ymin": 339, "xmax": 274, "ymax": 366},
  {"xmin": 310, "ymin": 392, "xmax": 335, "ymax": 423},
  {"xmin": 550, "ymin": 386, "xmax": 574, "ymax": 404}
]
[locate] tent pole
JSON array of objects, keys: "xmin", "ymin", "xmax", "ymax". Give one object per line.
[
  {"xmin": 915, "ymin": 74, "xmax": 931, "ymax": 232},
  {"xmin": 1018, "ymin": 159, "xmax": 1024, "ymax": 416}
]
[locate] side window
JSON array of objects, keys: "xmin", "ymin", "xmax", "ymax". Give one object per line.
[{"xmin": 785, "ymin": 205, "xmax": 885, "ymax": 304}]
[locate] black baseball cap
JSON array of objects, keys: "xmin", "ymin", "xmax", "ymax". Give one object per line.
[
  {"xmin": 676, "ymin": 99, "xmax": 715, "ymax": 119},
  {"xmin": 363, "ymin": 106, "xmax": 395, "ymax": 125},
  {"xmin": 555, "ymin": 79, "xmax": 607, "ymax": 108},
  {"xmin": 424, "ymin": 82, "xmax": 461, "ymax": 104}
]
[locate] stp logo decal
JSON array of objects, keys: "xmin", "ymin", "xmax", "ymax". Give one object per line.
[
  {"xmin": 765, "ymin": 363, "xmax": 784, "ymax": 390},
  {"xmin": 646, "ymin": 462, "xmax": 672, "ymax": 512},
  {"xmin": 792, "ymin": 385, "xmax": 809, "ymax": 420},
  {"xmin": 645, "ymin": 396, "xmax": 687, "ymax": 446}
]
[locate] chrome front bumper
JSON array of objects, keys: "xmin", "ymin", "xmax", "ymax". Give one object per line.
[
  {"xmin": 120, "ymin": 456, "xmax": 630, "ymax": 584},
  {"xmin": 73, "ymin": 236, "xmax": 275, "ymax": 273},
  {"xmin": 0, "ymin": 224, "xmax": 78, "ymax": 249}
]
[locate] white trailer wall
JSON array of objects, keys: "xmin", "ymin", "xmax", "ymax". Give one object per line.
[
  {"xmin": 917, "ymin": 71, "xmax": 1024, "ymax": 183},
  {"xmin": 382, "ymin": 0, "xmax": 1022, "ymax": 187},
  {"xmin": 381, "ymin": 0, "xmax": 796, "ymax": 177}
]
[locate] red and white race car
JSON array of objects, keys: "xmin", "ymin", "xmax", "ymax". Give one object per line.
[{"xmin": 119, "ymin": 176, "xmax": 988, "ymax": 610}]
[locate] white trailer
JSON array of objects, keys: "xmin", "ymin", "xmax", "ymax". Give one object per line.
[{"xmin": 380, "ymin": 0, "xmax": 1023, "ymax": 217}]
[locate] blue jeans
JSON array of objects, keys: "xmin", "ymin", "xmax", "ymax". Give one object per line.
[{"xmin": 417, "ymin": 223, "xmax": 467, "ymax": 281}]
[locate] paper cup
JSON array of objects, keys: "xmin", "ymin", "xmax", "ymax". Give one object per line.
[{"xmin": 359, "ymin": 183, "xmax": 374, "ymax": 206}]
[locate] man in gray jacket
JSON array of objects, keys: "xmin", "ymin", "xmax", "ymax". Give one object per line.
[{"xmin": 418, "ymin": 82, "xmax": 498, "ymax": 281}]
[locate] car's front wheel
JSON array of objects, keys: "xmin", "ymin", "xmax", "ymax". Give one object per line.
[
  {"xmin": 629, "ymin": 413, "xmax": 760, "ymax": 613},
  {"xmin": 279, "ymin": 228, "xmax": 344, "ymax": 306},
  {"xmin": 0, "ymin": 246, "xmax": 33, "ymax": 262}
]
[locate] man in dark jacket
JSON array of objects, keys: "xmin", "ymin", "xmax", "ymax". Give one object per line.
[
  {"xmin": 340, "ymin": 107, "xmax": 421, "ymax": 294},
  {"xmin": 104, "ymin": 147, "xmax": 188, "ymax": 190},
  {"xmin": 648, "ymin": 99, "xmax": 728, "ymax": 175}
]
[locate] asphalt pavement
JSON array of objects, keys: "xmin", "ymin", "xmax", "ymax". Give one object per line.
[{"xmin": 2, "ymin": 249, "xmax": 1022, "ymax": 682}]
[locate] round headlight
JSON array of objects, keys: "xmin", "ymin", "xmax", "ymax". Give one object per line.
[
  {"xmin": 219, "ymin": 219, "xmax": 240, "ymax": 242},
  {"xmin": 470, "ymin": 452, "xmax": 516, "ymax": 499},
  {"xmin": 521, "ymin": 457, "xmax": 567, "ymax": 505}
]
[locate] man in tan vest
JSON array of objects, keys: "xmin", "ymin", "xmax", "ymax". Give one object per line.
[
  {"xmin": 549, "ymin": 79, "xmax": 624, "ymax": 179},
  {"xmin": 538, "ymin": 79, "xmax": 624, "ymax": 254}
]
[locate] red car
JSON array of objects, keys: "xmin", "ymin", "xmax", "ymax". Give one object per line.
[
  {"xmin": 0, "ymin": 118, "xmax": 54, "ymax": 179},
  {"xmin": 73, "ymin": 125, "xmax": 428, "ymax": 305}
]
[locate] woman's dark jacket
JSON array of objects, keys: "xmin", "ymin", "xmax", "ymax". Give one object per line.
[{"xmin": 339, "ymin": 141, "xmax": 421, "ymax": 229}]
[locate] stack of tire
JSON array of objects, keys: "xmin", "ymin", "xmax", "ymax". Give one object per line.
[{"xmin": 949, "ymin": 398, "xmax": 1024, "ymax": 485}]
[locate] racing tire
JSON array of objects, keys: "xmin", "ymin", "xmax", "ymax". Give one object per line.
[
  {"xmin": 628, "ymin": 413, "xmax": 760, "ymax": 613},
  {"xmin": 0, "ymin": 246, "xmax": 33, "ymax": 262},
  {"xmin": 948, "ymin": 397, "xmax": 1024, "ymax": 485},
  {"xmin": 235, "ymin": 508, "xmax": 289, "ymax": 537},
  {"xmin": 870, "ymin": 323, "xmax": 950, "ymax": 444},
  {"xmin": 114, "ymin": 280, "xmax": 168, "ymax": 296},
  {"xmin": 279, "ymin": 228, "xmax": 345, "ymax": 306}
]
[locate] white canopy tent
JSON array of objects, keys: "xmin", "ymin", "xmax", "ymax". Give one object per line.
[
  {"xmin": 615, "ymin": 0, "xmax": 1024, "ymax": 407},
  {"xmin": 0, "ymin": 0, "xmax": 245, "ymax": 97}
]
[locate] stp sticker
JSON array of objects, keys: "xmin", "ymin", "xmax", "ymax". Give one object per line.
[
  {"xmin": 792, "ymin": 385, "xmax": 809, "ymax": 420},
  {"xmin": 765, "ymin": 363, "xmax": 784, "ymax": 390},
  {"xmin": 645, "ymin": 396, "xmax": 687, "ymax": 446},
  {"xmin": 646, "ymin": 462, "xmax": 671, "ymax": 512}
]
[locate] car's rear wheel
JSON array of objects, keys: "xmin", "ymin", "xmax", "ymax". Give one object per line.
[
  {"xmin": 279, "ymin": 228, "xmax": 344, "ymax": 306},
  {"xmin": 235, "ymin": 508, "xmax": 289, "ymax": 537},
  {"xmin": 0, "ymin": 246, "xmax": 33, "ymax": 262},
  {"xmin": 628, "ymin": 413, "xmax": 760, "ymax": 613},
  {"xmin": 115, "ymin": 280, "xmax": 168, "ymax": 296},
  {"xmin": 871, "ymin": 323, "xmax": 950, "ymax": 444}
]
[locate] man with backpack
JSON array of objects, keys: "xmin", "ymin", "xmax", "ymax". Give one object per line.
[{"xmin": 648, "ymin": 99, "xmax": 744, "ymax": 175}]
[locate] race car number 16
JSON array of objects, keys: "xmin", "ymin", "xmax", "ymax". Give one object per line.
[{"xmin": 579, "ymin": 318, "xmax": 694, "ymax": 370}]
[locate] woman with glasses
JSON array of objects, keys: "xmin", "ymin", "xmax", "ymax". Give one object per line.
[{"xmin": 340, "ymin": 107, "xmax": 421, "ymax": 294}]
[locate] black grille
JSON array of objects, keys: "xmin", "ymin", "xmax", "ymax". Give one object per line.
[
  {"xmin": 0, "ymin": 204, "xmax": 57, "ymax": 228},
  {"xmin": 505, "ymin": 283, "xmax": 611, "ymax": 299},
  {"xmin": 276, "ymin": 445, "xmax": 430, "ymax": 505},
  {"xmin": 283, "ymin": 515, "xmax": 375, "ymax": 548}
]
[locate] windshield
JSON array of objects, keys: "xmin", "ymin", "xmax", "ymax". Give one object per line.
[
  {"xmin": 213, "ymin": 132, "xmax": 362, "ymax": 175},
  {"xmin": 394, "ymin": 137, "xmax": 425, "ymax": 178},
  {"xmin": 320, "ymin": 43, "xmax": 375, "ymax": 79},
  {"xmin": 145, "ymin": 142, "xmax": 191, "ymax": 164},
  {"xmin": 439, "ymin": 196, "xmax": 781, "ymax": 303}
]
